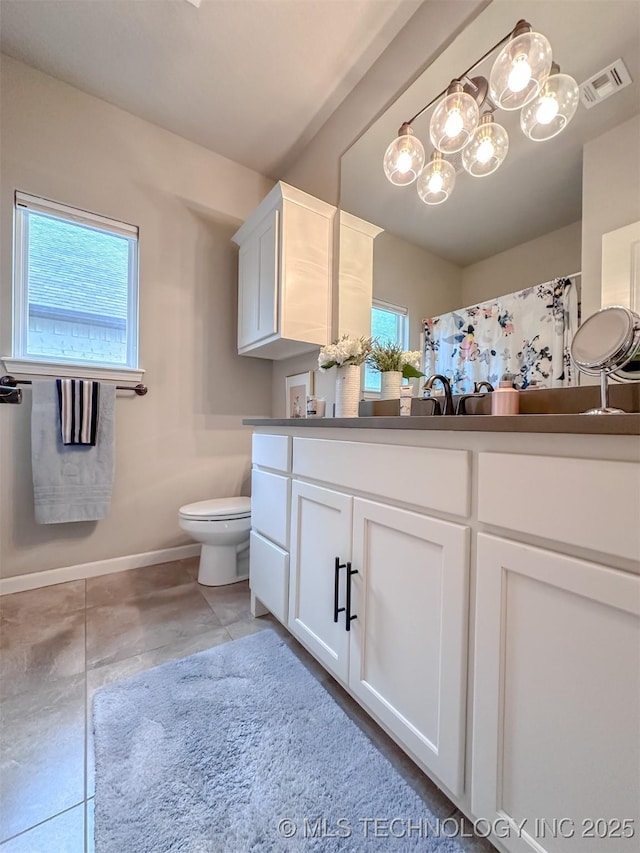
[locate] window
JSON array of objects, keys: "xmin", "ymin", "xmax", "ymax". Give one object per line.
[
  {"xmin": 9, "ymin": 192, "xmax": 140, "ymax": 378},
  {"xmin": 364, "ymin": 299, "xmax": 409, "ymax": 393}
]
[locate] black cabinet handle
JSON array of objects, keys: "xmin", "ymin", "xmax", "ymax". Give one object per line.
[
  {"xmin": 345, "ymin": 562, "xmax": 358, "ymax": 631},
  {"xmin": 334, "ymin": 557, "xmax": 346, "ymax": 623}
]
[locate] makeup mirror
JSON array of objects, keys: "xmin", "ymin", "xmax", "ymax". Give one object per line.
[{"xmin": 570, "ymin": 306, "xmax": 640, "ymax": 413}]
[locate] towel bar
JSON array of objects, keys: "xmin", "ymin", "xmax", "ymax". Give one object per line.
[{"xmin": 0, "ymin": 375, "xmax": 148, "ymax": 404}]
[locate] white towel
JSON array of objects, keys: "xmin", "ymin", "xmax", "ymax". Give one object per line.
[{"xmin": 31, "ymin": 381, "xmax": 115, "ymax": 524}]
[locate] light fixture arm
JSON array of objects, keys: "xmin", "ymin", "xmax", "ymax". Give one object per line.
[
  {"xmin": 461, "ymin": 75, "xmax": 490, "ymax": 108},
  {"xmin": 511, "ymin": 19, "xmax": 533, "ymax": 39},
  {"xmin": 404, "ymin": 26, "xmax": 515, "ymax": 127}
]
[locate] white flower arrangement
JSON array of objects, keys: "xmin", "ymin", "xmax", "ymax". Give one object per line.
[
  {"xmin": 367, "ymin": 342, "xmax": 424, "ymax": 378},
  {"xmin": 403, "ymin": 350, "xmax": 423, "ymax": 371},
  {"xmin": 318, "ymin": 335, "xmax": 373, "ymax": 370}
]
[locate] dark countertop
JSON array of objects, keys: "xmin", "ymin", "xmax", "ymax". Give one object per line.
[{"xmin": 243, "ymin": 414, "xmax": 640, "ymax": 435}]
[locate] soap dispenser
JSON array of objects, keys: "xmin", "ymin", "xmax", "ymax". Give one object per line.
[{"xmin": 491, "ymin": 373, "xmax": 519, "ymax": 415}]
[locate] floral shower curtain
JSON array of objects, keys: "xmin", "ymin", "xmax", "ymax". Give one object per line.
[{"xmin": 423, "ymin": 277, "xmax": 581, "ymax": 393}]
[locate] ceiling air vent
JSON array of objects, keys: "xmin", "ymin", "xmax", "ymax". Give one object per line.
[{"xmin": 579, "ymin": 59, "xmax": 632, "ymax": 109}]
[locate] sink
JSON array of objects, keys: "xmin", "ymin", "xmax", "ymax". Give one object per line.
[
  {"xmin": 409, "ymin": 395, "xmax": 490, "ymax": 416},
  {"xmin": 359, "ymin": 385, "xmax": 640, "ymax": 418}
]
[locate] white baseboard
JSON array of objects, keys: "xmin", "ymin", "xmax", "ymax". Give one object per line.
[{"xmin": 0, "ymin": 544, "xmax": 201, "ymax": 596}]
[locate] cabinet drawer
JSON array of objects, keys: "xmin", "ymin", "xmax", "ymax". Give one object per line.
[
  {"xmin": 251, "ymin": 468, "xmax": 290, "ymax": 549},
  {"xmin": 478, "ymin": 453, "xmax": 640, "ymax": 561},
  {"xmin": 293, "ymin": 437, "xmax": 470, "ymax": 517},
  {"xmin": 252, "ymin": 433, "xmax": 291, "ymax": 472},
  {"xmin": 250, "ymin": 531, "xmax": 289, "ymax": 624}
]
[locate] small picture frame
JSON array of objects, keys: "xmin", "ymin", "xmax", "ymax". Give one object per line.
[{"xmin": 285, "ymin": 371, "xmax": 313, "ymax": 419}]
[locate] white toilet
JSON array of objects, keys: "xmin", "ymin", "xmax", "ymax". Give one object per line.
[{"xmin": 178, "ymin": 497, "xmax": 251, "ymax": 586}]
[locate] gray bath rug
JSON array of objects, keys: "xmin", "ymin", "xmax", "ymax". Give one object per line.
[{"xmin": 93, "ymin": 629, "xmax": 470, "ymax": 852}]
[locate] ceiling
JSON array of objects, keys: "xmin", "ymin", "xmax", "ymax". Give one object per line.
[
  {"xmin": 0, "ymin": 0, "xmax": 422, "ymax": 177},
  {"xmin": 341, "ymin": 0, "xmax": 640, "ymax": 266}
]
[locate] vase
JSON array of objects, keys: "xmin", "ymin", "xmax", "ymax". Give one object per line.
[
  {"xmin": 335, "ymin": 364, "xmax": 360, "ymax": 418},
  {"xmin": 380, "ymin": 370, "xmax": 402, "ymax": 400}
]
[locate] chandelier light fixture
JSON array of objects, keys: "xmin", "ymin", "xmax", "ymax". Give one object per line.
[
  {"xmin": 489, "ymin": 20, "xmax": 553, "ymax": 110},
  {"xmin": 383, "ymin": 123, "xmax": 426, "ymax": 185},
  {"xmin": 520, "ymin": 62, "xmax": 580, "ymax": 141},
  {"xmin": 417, "ymin": 152, "xmax": 456, "ymax": 205},
  {"xmin": 383, "ymin": 19, "xmax": 579, "ymax": 205},
  {"xmin": 462, "ymin": 112, "xmax": 510, "ymax": 177},
  {"xmin": 429, "ymin": 81, "xmax": 480, "ymax": 153}
]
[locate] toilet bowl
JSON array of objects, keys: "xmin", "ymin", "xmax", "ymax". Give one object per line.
[{"xmin": 178, "ymin": 497, "xmax": 251, "ymax": 586}]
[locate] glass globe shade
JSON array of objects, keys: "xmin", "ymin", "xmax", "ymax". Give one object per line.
[
  {"xmin": 430, "ymin": 86, "xmax": 479, "ymax": 154},
  {"xmin": 489, "ymin": 27, "xmax": 552, "ymax": 110},
  {"xmin": 383, "ymin": 126, "xmax": 425, "ymax": 185},
  {"xmin": 520, "ymin": 71, "xmax": 580, "ymax": 141},
  {"xmin": 462, "ymin": 114, "xmax": 509, "ymax": 177},
  {"xmin": 417, "ymin": 154, "xmax": 456, "ymax": 205}
]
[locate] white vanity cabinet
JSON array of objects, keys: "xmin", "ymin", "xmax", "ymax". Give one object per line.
[
  {"xmin": 473, "ymin": 451, "xmax": 640, "ymax": 853},
  {"xmin": 472, "ymin": 534, "xmax": 640, "ymax": 853},
  {"xmin": 287, "ymin": 441, "xmax": 471, "ymax": 796},
  {"xmin": 232, "ymin": 182, "xmax": 336, "ymax": 360},
  {"xmin": 248, "ymin": 429, "xmax": 640, "ymax": 852},
  {"xmin": 349, "ymin": 498, "xmax": 469, "ymax": 795},
  {"xmin": 248, "ymin": 434, "xmax": 292, "ymax": 624},
  {"xmin": 288, "ymin": 480, "xmax": 352, "ymax": 682}
]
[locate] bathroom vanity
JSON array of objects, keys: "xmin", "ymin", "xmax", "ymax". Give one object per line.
[{"xmin": 243, "ymin": 417, "xmax": 640, "ymax": 853}]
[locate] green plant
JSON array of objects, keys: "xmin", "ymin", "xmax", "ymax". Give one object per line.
[{"xmin": 367, "ymin": 343, "xmax": 424, "ymax": 378}]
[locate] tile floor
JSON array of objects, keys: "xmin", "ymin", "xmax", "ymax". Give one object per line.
[{"xmin": 0, "ymin": 558, "xmax": 493, "ymax": 852}]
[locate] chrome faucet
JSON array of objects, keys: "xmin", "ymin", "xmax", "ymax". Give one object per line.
[{"xmin": 422, "ymin": 374, "xmax": 454, "ymax": 415}]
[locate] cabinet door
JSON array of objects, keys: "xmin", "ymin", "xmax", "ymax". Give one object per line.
[
  {"xmin": 288, "ymin": 481, "xmax": 352, "ymax": 682},
  {"xmin": 473, "ymin": 534, "xmax": 640, "ymax": 853},
  {"xmin": 349, "ymin": 499, "xmax": 469, "ymax": 796},
  {"xmin": 238, "ymin": 207, "xmax": 279, "ymax": 349}
]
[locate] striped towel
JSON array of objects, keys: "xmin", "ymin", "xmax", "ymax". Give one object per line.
[{"xmin": 56, "ymin": 379, "xmax": 100, "ymax": 446}]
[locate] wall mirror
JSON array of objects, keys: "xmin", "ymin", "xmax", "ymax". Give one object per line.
[{"xmin": 339, "ymin": 0, "xmax": 640, "ymax": 392}]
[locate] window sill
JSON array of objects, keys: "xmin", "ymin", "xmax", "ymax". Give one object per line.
[{"xmin": 1, "ymin": 357, "xmax": 145, "ymax": 384}]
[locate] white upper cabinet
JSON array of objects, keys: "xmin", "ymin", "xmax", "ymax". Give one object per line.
[
  {"xmin": 336, "ymin": 211, "xmax": 383, "ymax": 339},
  {"xmin": 237, "ymin": 206, "xmax": 279, "ymax": 350},
  {"xmin": 232, "ymin": 182, "xmax": 336, "ymax": 360}
]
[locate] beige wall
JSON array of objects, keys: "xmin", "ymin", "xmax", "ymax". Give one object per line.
[
  {"xmin": 582, "ymin": 114, "xmax": 640, "ymax": 322},
  {"xmin": 373, "ymin": 231, "xmax": 462, "ymax": 351},
  {"xmin": 0, "ymin": 56, "xmax": 274, "ymax": 579},
  {"xmin": 460, "ymin": 220, "xmax": 582, "ymax": 308}
]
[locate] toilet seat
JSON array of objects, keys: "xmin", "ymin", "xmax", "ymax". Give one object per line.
[{"xmin": 179, "ymin": 497, "xmax": 251, "ymax": 522}]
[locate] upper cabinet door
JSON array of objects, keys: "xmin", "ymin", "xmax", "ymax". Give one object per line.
[
  {"xmin": 288, "ymin": 480, "xmax": 352, "ymax": 683},
  {"xmin": 237, "ymin": 206, "xmax": 279, "ymax": 350},
  {"xmin": 349, "ymin": 498, "xmax": 470, "ymax": 797},
  {"xmin": 233, "ymin": 182, "xmax": 335, "ymax": 360},
  {"xmin": 473, "ymin": 534, "xmax": 640, "ymax": 853}
]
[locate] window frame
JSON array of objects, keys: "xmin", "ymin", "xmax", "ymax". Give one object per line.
[
  {"xmin": 364, "ymin": 298, "xmax": 410, "ymax": 396},
  {"xmin": 3, "ymin": 192, "xmax": 144, "ymax": 383}
]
